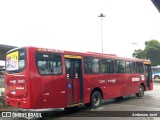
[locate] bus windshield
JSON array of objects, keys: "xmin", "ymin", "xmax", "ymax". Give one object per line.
[{"xmin": 6, "ymin": 48, "xmax": 26, "ymax": 73}]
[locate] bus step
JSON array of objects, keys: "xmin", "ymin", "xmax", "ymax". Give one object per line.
[{"xmin": 67, "ymin": 103, "xmax": 84, "ymax": 108}]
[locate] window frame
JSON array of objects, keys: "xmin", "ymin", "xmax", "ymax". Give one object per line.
[
  {"xmin": 84, "ymin": 57, "xmax": 100, "ymax": 74},
  {"xmin": 6, "ymin": 48, "xmax": 26, "ymax": 74},
  {"xmin": 135, "ymin": 62, "xmax": 144, "ymax": 73},
  {"xmin": 100, "ymin": 58, "xmax": 114, "ymax": 74},
  {"xmin": 36, "ymin": 52, "xmax": 63, "ymax": 75},
  {"xmin": 125, "ymin": 61, "xmax": 136, "ymax": 74},
  {"xmin": 125, "ymin": 61, "xmax": 131, "ymax": 74},
  {"xmin": 114, "ymin": 60, "xmax": 126, "ymax": 74}
]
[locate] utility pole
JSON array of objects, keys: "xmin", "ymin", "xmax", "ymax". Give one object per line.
[{"xmin": 98, "ymin": 13, "xmax": 106, "ymax": 53}]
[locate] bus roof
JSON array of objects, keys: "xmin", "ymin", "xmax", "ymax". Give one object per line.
[{"xmin": 7, "ymin": 46, "xmax": 151, "ymax": 63}]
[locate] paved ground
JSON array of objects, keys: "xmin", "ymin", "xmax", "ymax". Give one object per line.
[
  {"xmin": 0, "ymin": 82, "xmax": 160, "ymax": 120},
  {"xmin": 49, "ymin": 82, "xmax": 160, "ymax": 120},
  {"xmin": 0, "ymin": 78, "xmax": 4, "ymax": 83}
]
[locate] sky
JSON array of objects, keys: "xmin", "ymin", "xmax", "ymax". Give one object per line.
[{"xmin": 0, "ymin": 0, "xmax": 160, "ymax": 62}]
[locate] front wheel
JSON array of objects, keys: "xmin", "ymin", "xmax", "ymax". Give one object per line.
[
  {"xmin": 136, "ymin": 85, "xmax": 144, "ymax": 97},
  {"xmin": 91, "ymin": 91, "xmax": 102, "ymax": 108}
]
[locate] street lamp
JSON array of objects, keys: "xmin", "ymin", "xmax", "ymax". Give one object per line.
[
  {"xmin": 132, "ymin": 43, "xmax": 137, "ymax": 51},
  {"xmin": 98, "ymin": 13, "xmax": 106, "ymax": 53},
  {"xmin": 132, "ymin": 43, "xmax": 137, "ymax": 46}
]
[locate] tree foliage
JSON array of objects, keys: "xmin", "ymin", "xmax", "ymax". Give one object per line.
[
  {"xmin": 132, "ymin": 39, "xmax": 160, "ymax": 66},
  {"xmin": 132, "ymin": 49, "xmax": 144, "ymax": 59}
]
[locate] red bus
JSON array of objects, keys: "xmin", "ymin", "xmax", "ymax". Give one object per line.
[{"xmin": 5, "ymin": 47, "xmax": 153, "ymax": 109}]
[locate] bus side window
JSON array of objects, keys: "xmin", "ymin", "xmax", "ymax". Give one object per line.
[
  {"xmin": 130, "ymin": 62, "xmax": 135, "ymax": 73},
  {"xmin": 100, "ymin": 59, "xmax": 114, "ymax": 73},
  {"xmin": 125, "ymin": 61, "xmax": 131, "ymax": 73},
  {"xmin": 50, "ymin": 55, "xmax": 62, "ymax": 74},
  {"xmin": 125, "ymin": 61, "xmax": 136, "ymax": 74},
  {"xmin": 92, "ymin": 58, "xmax": 100, "ymax": 73},
  {"xmin": 36, "ymin": 53, "xmax": 62, "ymax": 75},
  {"xmin": 37, "ymin": 54, "xmax": 50, "ymax": 74},
  {"xmin": 38, "ymin": 61, "xmax": 49, "ymax": 74},
  {"xmin": 84, "ymin": 57, "xmax": 92, "ymax": 74},
  {"xmin": 115, "ymin": 60, "xmax": 125, "ymax": 73},
  {"xmin": 136, "ymin": 62, "xmax": 144, "ymax": 73},
  {"xmin": 84, "ymin": 57, "xmax": 100, "ymax": 74}
]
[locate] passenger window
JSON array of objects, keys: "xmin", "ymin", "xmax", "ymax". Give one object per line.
[
  {"xmin": 136, "ymin": 62, "xmax": 144, "ymax": 73},
  {"xmin": 130, "ymin": 62, "xmax": 135, "ymax": 73},
  {"xmin": 50, "ymin": 55, "xmax": 62, "ymax": 74},
  {"xmin": 37, "ymin": 55, "xmax": 50, "ymax": 74},
  {"xmin": 92, "ymin": 59, "xmax": 99, "ymax": 73},
  {"xmin": 100, "ymin": 59, "xmax": 114, "ymax": 73},
  {"xmin": 125, "ymin": 61, "xmax": 131, "ymax": 73},
  {"xmin": 36, "ymin": 53, "xmax": 62, "ymax": 75},
  {"xmin": 84, "ymin": 57, "xmax": 100, "ymax": 74},
  {"xmin": 115, "ymin": 60, "xmax": 125, "ymax": 73},
  {"xmin": 125, "ymin": 61, "xmax": 135, "ymax": 74}
]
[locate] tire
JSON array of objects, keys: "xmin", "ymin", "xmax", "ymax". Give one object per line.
[
  {"xmin": 136, "ymin": 85, "xmax": 144, "ymax": 97},
  {"xmin": 91, "ymin": 91, "xmax": 102, "ymax": 108}
]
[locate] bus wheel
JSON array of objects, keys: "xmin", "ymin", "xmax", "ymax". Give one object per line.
[
  {"xmin": 136, "ymin": 85, "xmax": 144, "ymax": 97},
  {"xmin": 91, "ymin": 91, "xmax": 102, "ymax": 108}
]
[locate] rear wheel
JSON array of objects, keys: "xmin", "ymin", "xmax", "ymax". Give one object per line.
[
  {"xmin": 91, "ymin": 91, "xmax": 102, "ymax": 108},
  {"xmin": 136, "ymin": 85, "xmax": 144, "ymax": 97}
]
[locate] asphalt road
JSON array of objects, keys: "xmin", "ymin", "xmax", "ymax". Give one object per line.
[
  {"xmin": 46, "ymin": 82, "xmax": 160, "ymax": 120},
  {"xmin": 1, "ymin": 82, "xmax": 160, "ymax": 120}
]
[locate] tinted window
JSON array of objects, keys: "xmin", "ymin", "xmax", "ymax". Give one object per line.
[
  {"xmin": 136, "ymin": 62, "xmax": 144, "ymax": 73},
  {"xmin": 36, "ymin": 53, "xmax": 62, "ymax": 75},
  {"xmin": 125, "ymin": 61, "xmax": 135, "ymax": 74},
  {"xmin": 84, "ymin": 57, "xmax": 100, "ymax": 74},
  {"xmin": 125, "ymin": 61, "xmax": 131, "ymax": 73},
  {"xmin": 130, "ymin": 62, "xmax": 135, "ymax": 73},
  {"xmin": 100, "ymin": 59, "xmax": 114, "ymax": 73},
  {"xmin": 115, "ymin": 60, "xmax": 125, "ymax": 73}
]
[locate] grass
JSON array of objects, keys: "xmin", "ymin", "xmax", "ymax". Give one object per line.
[
  {"xmin": 0, "ymin": 87, "xmax": 6, "ymax": 107},
  {"xmin": 0, "ymin": 96, "xmax": 6, "ymax": 107}
]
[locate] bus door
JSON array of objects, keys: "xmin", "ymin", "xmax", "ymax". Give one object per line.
[
  {"xmin": 65, "ymin": 55, "xmax": 83, "ymax": 106},
  {"xmin": 145, "ymin": 64, "xmax": 153, "ymax": 89}
]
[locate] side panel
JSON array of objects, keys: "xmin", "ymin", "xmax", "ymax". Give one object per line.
[
  {"xmin": 30, "ymin": 75, "xmax": 66, "ymax": 108},
  {"xmin": 131, "ymin": 74, "xmax": 144, "ymax": 93},
  {"xmin": 29, "ymin": 49, "xmax": 67, "ymax": 109},
  {"xmin": 105, "ymin": 74, "xmax": 125, "ymax": 99},
  {"xmin": 83, "ymin": 74, "xmax": 127, "ymax": 102}
]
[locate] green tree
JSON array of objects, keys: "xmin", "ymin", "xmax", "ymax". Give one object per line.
[
  {"xmin": 132, "ymin": 49, "xmax": 144, "ymax": 59},
  {"xmin": 145, "ymin": 40, "xmax": 160, "ymax": 66},
  {"xmin": 132, "ymin": 39, "xmax": 160, "ymax": 66}
]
